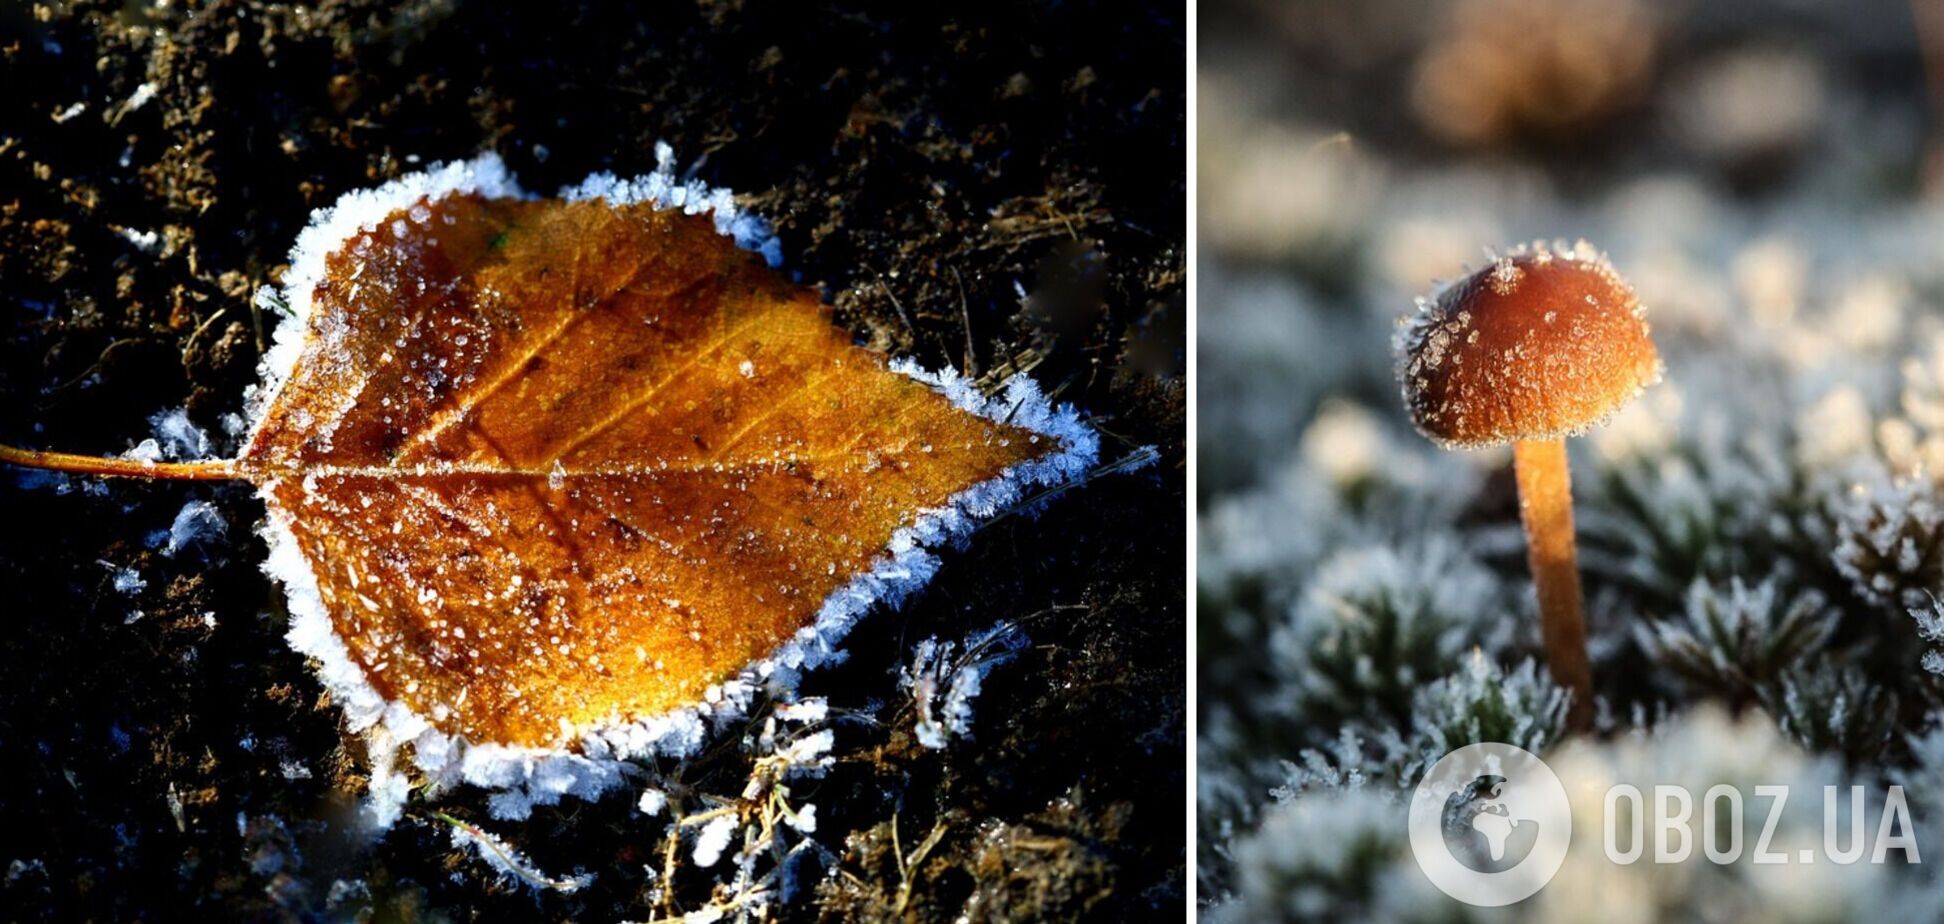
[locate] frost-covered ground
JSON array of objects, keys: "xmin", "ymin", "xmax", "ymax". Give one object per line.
[
  {"xmin": 0, "ymin": 3, "xmax": 1183, "ymax": 920},
  {"xmin": 1199, "ymin": 0, "xmax": 1944, "ymax": 918}
]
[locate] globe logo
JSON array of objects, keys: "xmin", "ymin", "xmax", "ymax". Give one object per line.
[
  {"xmin": 1409, "ymin": 743, "xmax": 1572, "ymax": 906},
  {"xmin": 1445, "ymin": 774, "xmax": 1541, "ymax": 872}
]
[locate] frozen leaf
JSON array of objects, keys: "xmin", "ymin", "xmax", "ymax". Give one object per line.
[
  {"xmin": 239, "ymin": 189, "xmax": 1058, "ymax": 751},
  {"xmin": 0, "ymin": 154, "xmax": 1102, "ymax": 825}
]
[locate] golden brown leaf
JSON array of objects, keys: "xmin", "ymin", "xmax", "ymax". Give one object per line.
[{"xmin": 241, "ymin": 191, "xmax": 1052, "ymax": 750}]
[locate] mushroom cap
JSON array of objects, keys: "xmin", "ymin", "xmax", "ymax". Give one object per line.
[{"xmin": 1395, "ymin": 240, "xmax": 1662, "ymax": 448}]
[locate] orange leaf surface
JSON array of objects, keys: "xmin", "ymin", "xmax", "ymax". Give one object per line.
[
  {"xmin": 0, "ymin": 153, "xmax": 1102, "ymax": 826},
  {"xmin": 241, "ymin": 167, "xmax": 1067, "ymax": 758}
]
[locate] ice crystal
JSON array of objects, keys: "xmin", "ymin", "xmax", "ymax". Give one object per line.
[
  {"xmin": 1266, "ymin": 655, "xmax": 1567, "ymax": 802},
  {"xmin": 633, "ymin": 697, "xmax": 839, "ymax": 916},
  {"xmin": 1763, "ymin": 664, "xmax": 1897, "ymax": 763},
  {"xmin": 1271, "ymin": 535, "xmax": 1510, "ymax": 734},
  {"xmin": 146, "ymin": 408, "xmax": 212, "ymax": 461},
  {"xmin": 107, "ymin": 565, "xmax": 145, "ymax": 595},
  {"xmin": 1406, "ymin": 653, "xmax": 1569, "ymax": 766},
  {"xmin": 691, "ymin": 815, "xmax": 736, "ymax": 868},
  {"xmin": 1832, "ymin": 471, "xmax": 1944, "ymax": 611},
  {"xmin": 1912, "ymin": 597, "xmax": 1944, "ymax": 676},
  {"xmin": 901, "ymin": 621, "xmax": 1029, "ymax": 749},
  {"xmin": 161, "ymin": 500, "xmax": 226, "ymax": 559},
  {"xmin": 445, "ymin": 815, "xmax": 592, "ymax": 894},
  {"xmin": 1636, "ymin": 576, "xmax": 1837, "ymax": 698},
  {"xmin": 1267, "ymin": 726, "xmax": 1399, "ymax": 800},
  {"xmin": 1576, "ymin": 369, "xmax": 1819, "ymax": 605}
]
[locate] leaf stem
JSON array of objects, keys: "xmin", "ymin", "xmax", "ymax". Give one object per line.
[{"xmin": 0, "ymin": 443, "xmax": 241, "ymax": 481}]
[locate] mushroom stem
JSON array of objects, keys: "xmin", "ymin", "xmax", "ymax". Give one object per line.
[
  {"xmin": 0, "ymin": 443, "xmax": 239, "ymax": 481},
  {"xmin": 1511, "ymin": 437, "xmax": 1593, "ymax": 731}
]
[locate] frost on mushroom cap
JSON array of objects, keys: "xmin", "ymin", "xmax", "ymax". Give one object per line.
[{"xmin": 1395, "ymin": 240, "xmax": 1662, "ymax": 448}]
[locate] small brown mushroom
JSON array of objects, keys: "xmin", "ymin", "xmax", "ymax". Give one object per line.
[{"xmin": 1395, "ymin": 240, "xmax": 1662, "ymax": 730}]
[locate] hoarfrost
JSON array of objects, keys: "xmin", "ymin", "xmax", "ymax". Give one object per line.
[
  {"xmin": 1636, "ymin": 576, "xmax": 1838, "ymax": 698},
  {"xmin": 124, "ymin": 82, "xmax": 156, "ymax": 112},
  {"xmin": 119, "ymin": 227, "xmax": 160, "ymax": 253},
  {"xmin": 1272, "ymin": 534, "xmax": 1510, "ymax": 729},
  {"xmin": 691, "ymin": 815, "xmax": 737, "ymax": 868},
  {"xmin": 773, "ymin": 699, "xmax": 828, "ymax": 724},
  {"xmin": 1911, "ymin": 598, "xmax": 1944, "ymax": 677},
  {"xmin": 1224, "ymin": 788, "xmax": 1425, "ymax": 922},
  {"xmin": 1407, "ymin": 653, "xmax": 1569, "ymax": 761},
  {"xmin": 901, "ymin": 621, "xmax": 1029, "ymax": 749},
  {"xmin": 123, "ymin": 408, "xmax": 213, "ymax": 464},
  {"xmin": 1831, "ymin": 472, "xmax": 1944, "ymax": 610},
  {"xmin": 1536, "ymin": 707, "xmax": 1877, "ymax": 923},
  {"xmin": 448, "ymin": 817, "xmax": 592, "ymax": 893},
  {"xmin": 107, "ymin": 564, "xmax": 145, "ymax": 595},
  {"xmin": 1227, "ymin": 708, "xmax": 1883, "ymax": 922},
  {"xmin": 785, "ymin": 803, "xmax": 816, "ymax": 834},
  {"xmin": 122, "ymin": 440, "xmax": 163, "ymax": 464},
  {"xmin": 162, "ymin": 500, "xmax": 226, "ymax": 559}
]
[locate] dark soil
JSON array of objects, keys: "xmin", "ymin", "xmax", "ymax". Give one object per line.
[{"xmin": 0, "ymin": 2, "xmax": 1184, "ymax": 920}]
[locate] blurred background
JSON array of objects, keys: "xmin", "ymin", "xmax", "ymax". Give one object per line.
[
  {"xmin": 1201, "ymin": 0, "xmax": 1938, "ymax": 497},
  {"xmin": 1199, "ymin": 0, "xmax": 1944, "ymax": 919}
]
